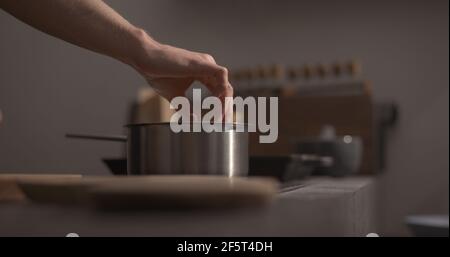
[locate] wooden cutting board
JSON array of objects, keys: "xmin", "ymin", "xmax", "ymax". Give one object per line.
[
  {"xmin": 0, "ymin": 174, "xmax": 82, "ymax": 202},
  {"xmin": 16, "ymin": 175, "xmax": 279, "ymax": 210}
]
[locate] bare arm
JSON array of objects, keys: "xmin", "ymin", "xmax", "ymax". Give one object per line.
[{"xmin": 0, "ymin": 0, "xmax": 232, "ymax": 101}]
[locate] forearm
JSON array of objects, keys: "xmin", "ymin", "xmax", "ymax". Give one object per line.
[
  {"xmin": 0, "ymin": 0, "xmax": 232, "ymax": 101},
  {"xmin": 0, "ymin": 0, "xmax": 152, "ymax": 66}
]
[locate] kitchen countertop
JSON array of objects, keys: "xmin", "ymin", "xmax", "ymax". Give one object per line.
[{"xmin": 0, "ymin": 176, "xmax": 376, "ymax": 237}]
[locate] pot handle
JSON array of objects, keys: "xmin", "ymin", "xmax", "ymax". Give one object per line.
[
  {"xmin": 66, "ymin": 133, "xmax": 127, "ymax": 142},
  {"xmin": 290, "ymin": 154, "xmax": 334, "ymax": 167}
]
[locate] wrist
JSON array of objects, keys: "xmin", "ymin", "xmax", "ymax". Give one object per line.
[{"xmin": 126, "ymin": 27, "xmax": 160, "ymax": 73}]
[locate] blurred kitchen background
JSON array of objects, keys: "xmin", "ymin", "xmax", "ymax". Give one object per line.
[{"xmin": 0, "ymin": 0, "xmax": 448, "ymax": 236}]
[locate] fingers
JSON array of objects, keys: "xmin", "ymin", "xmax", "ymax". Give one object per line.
[
  {"xmin": 199, "ymin": 65, "xmax": 233, "ymax": 98},
  {"xmin": 199, "ymin": 53, "xmax": 216, "ymax": 64},
  {"xmin": 197, "ymin": 65, "xmax": 233, "ymax": 119}
]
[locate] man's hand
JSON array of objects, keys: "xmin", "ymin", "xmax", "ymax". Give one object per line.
[{"xmin": 130, "ymin": 34, "xmax": 233, "ymax": 101}]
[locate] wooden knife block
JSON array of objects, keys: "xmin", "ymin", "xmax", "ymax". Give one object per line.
[
  {"xmin": 130, "ymin": 88, "xmax": 174, "ymax": 124},
  {"xmin": 249, "ymin": 93, "xmax": 375, "ymax": 174}
]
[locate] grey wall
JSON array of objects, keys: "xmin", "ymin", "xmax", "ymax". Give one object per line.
[{"xmin": 0, "ymin": 0, "xmax": 448, "ymax": 235}]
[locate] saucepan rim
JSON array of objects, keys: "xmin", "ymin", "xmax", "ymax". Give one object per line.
[{"xmin": 126, "ymin": 122, "xmax": 254, "ymax": 130}]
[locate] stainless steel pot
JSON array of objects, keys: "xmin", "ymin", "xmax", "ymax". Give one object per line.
[{"xmin": 67, "ymin": 123, "xmax": 248, "ymax": 177}]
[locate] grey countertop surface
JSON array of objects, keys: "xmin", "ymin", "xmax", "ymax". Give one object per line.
[{"xmin": 0, "ymin": 176, "xmax": 376, "ymax": 237}]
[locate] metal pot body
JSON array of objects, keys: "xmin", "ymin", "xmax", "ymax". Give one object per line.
[{"xmin": 127, "ymin": 123, "xmax": 248, "ymax": 177}]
